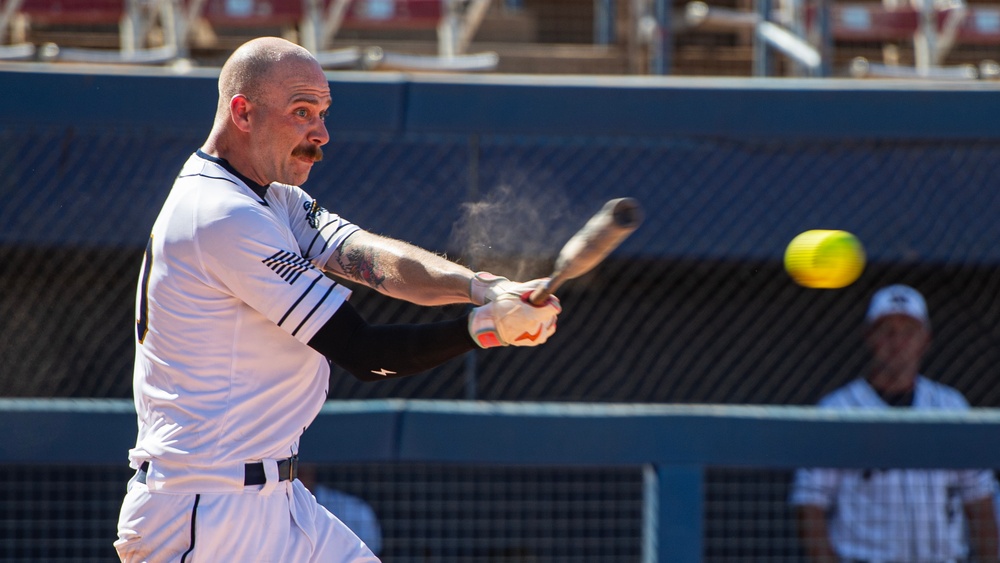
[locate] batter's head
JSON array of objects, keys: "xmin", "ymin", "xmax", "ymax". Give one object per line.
[
  {"xmin": 216, "ymin": 37, "xmax": 318, "ymax": 123},
  {"xmin": 205, "ymin": 37, "xmax": 331, "ymax": 187}
]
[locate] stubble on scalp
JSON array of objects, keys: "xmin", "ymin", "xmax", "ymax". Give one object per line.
[{"xmin": 215, "ymin": 37, "xmax": 316, "ymax": 121}]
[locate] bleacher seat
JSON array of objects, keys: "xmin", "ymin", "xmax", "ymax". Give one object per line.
[
  {"xmin": 342, "ymin": 0, "xmax": 442, "ymax": 28},
  {"xmin": 1, "ymin": 0, "xmax": 180, "ymax": 62},
  {"xmin": 683, "ymin": 0, "xmax": 1000, "ymax": 78},
  {"xmin": 302, "ymin": 0, "xmax": 498, "ymax": 70},
  {"xmin": 19, "ymin": 0, "xmax": 122, "ymax": 25},
  {"xmin": 1, "ymin": 0, "xmax": 496, "ymax": 70},
  {"xmin": 828, "ymin": 2, "xmax": 1000, "ymax": 77},
  {"xmin": 831, "ymin": 2, "xmax": 1000, "ymax": 44}
]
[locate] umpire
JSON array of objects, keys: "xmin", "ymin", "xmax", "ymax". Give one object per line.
[{"xmin": 790, "ymin": 284, "xmax": 999, "ymax": 563}]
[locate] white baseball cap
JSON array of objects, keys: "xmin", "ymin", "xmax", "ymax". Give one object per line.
[{"xmin": 865, "ymin": 284, "xmax": 930, "ymax": 327}]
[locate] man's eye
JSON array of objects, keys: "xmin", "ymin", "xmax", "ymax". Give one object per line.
[
  {"xmin": 319, "ymin": 110, "xmax": 328, "ymax": 122},
  {"xmin": 295, "ymin": 108, "xmax": 308, "ymax": 118}
]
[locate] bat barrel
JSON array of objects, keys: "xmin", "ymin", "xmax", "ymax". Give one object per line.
[
  {"xmin": 609, "ymin": 197, "xmax": 644, "ymax": 229},
  {"xmin": 527, "ymin": 197, "xmax": 644, "ymax": 306}
]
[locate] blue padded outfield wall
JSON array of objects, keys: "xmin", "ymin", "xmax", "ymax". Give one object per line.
[
  {"xmin": 3, "ymin": 399, "xmax": 1000, "ymax": 561},
  {"xmin": 3, "ymin": 67, "xmax": 1000, "ymax": 261}
]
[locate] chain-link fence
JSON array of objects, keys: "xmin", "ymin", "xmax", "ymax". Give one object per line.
[
  {"xmin": 3, "ymin": 460, "xmax": 995, "ymax": 562},
  {"xmin": 0, "ymin": 462, "xmax": 647, "ymax": 563}
]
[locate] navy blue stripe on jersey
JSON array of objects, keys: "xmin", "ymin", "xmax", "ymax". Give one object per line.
[
  {"xmin": 179, "ymin": 494, "xmax": 200, "ymax": 563},
  {"xmin": 304, "ymin": 220, "xmax": 355, "ymax": 258},
  {"xmin": 178, "ymin": 172, "xmax": 238, "ymax": 185},
  {"xmin": 136, "ymin": 236, "xmax": 154, "ymax": 344},
  {"xmin": 270, "ymin": 253, "xmax": 303, "ymax": 282},
  {"xmin": 178, "ymin": 171, "xmax": 268, "ymax": 206},
  {"xmin": 277, "ymin": 274, "xmax": 323, "ymax": 328},
  {"xmin": 262, "ymin": 251, "xmax": 314, "ymax": 285},
  {"xmin": 195, "ymin": 149, "xmax": 271, "ymax": 203},
  {"xmin": 291, "ymin": 282, "xmax": 339, "ymax": 337}
]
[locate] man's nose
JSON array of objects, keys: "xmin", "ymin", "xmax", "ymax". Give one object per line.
[{"xmin": 312, "ymin": 119, "xmax": 329, "ymax": 146}]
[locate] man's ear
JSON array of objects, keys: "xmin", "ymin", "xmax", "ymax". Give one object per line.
[{"xmin": 230, "ymin": 94, "xmax": 252, "ymax": 132}]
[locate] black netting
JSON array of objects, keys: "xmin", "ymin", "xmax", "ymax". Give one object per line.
[
  {"xmin": 0, "ymin": 463, "xmax": 645, "ymax": 563},
  {"xmin": 4, "ymin": 126, "xmax": 1000, "ymax": 406}
]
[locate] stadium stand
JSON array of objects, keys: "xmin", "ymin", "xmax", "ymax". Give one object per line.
[
  {"xmin": 0, "ymin": 0, "xmax": 180, "ymax": 62},
  {"xmin": 0, "ymin": 0, "xmax": 500, "ymax": 68},
  {"xmin": 1, "ymin": 0, "xmax": 998, "ymax": 92},
  {"xmin": 299, "ymin": 0, "xmax": 500, "ymax": 70},
  {"xmin": 0, "ymin": 0, "xmax": 625, "ymax": 73},
  {"xmin": 681, "ymin": 0, "xmax": 1000, "ymax": 77}
]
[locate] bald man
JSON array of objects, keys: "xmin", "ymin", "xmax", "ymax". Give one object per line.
[{"xmin": 114, "ymin": 37, "xmax": 561, "ymax": 562}]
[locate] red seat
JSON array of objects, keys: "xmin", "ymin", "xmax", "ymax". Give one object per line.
[
  {"xmin": 829, "ymin": 3, "xmax": 1000, "ymax": 44},
  {"xmin": 18, "ymin": 0, "xmax": 123, "ymax": 25},
  {"xmin": 946, "ymin": 6, "xmax": 1000, "ymax": 44},
  {"xmin": 193, "ymin": 0, "xmax": 443, "ymax": 30},
  {"xmin": 340, "ymin": 0, "xmax": 441, "ymax": 29},
  {"xmin": 831, "ymin": 4, "xmax": 920, "ymax": 41},
  {"xmin": 198, "ymin": 0, "xmax": 303, "ymax": 26}
]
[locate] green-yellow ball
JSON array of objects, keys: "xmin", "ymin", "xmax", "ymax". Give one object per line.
[{"xmin": 784, "ymin": 230, "xmax": 865, "ymax": 289}]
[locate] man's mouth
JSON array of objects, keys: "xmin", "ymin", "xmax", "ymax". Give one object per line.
[{"xmin": 291, "ymin": 145, "xmax": 323, "ymax": 163}]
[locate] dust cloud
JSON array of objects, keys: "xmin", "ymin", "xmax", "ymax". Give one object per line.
[{"xmin": 450, "ymin": 185, "xmax": 587, "ymax": 282}]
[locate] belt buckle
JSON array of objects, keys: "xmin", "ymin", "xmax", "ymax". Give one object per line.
[{"xmin": 288, "ymin": 455, "xmax": 299, "ymax": 481}]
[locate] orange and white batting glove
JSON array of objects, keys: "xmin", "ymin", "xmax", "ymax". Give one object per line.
[
  {"xmin": 469, "ymin": 271, "xmax": 550, "ymax": 306},
  {"xmin": 468, "ymin": 292, "xmax": 561, "ymax": 348}
]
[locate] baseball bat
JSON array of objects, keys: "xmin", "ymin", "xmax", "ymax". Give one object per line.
[{"xmin": 528, "ymin": 197, "xmax": 644, "ymax": 305}]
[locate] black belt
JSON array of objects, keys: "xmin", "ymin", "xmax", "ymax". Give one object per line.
[{"xmin": 137, "ymin": 455, "xmax": 299, "ymax": 486}]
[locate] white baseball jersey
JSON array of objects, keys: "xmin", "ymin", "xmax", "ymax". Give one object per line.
[
  {"xmin": 129, "ymin": 151, "xmax": 359, "ymax": 492},
  {"xmin": 790, "ymin": 376, "xmax": 997, "ymax": 562}
]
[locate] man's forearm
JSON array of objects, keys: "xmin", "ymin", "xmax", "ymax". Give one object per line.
[
  {"xmin": 797, "ymin": 506, "xmax": 839, "ymax": 563},
  {"xmin": 966, "ymin": 497, "xmax": 1000, "ymax": 563},
  {"xmin": 326, "ymin": 231, "xmax": 475, "ymax": 306}
]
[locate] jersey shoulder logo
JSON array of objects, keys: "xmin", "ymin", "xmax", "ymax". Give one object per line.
[
  {"xmin": 303, "ymin": 200, "xmax": 327, "ymax": 229},
  {"xmin": 262, "ymin": 250, "xmax": 316, "ymax": 285}
]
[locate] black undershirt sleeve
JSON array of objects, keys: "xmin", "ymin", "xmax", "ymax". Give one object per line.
[{"xmin": 308, "ymin": 301, "xmax": 478, "ymax": 382}]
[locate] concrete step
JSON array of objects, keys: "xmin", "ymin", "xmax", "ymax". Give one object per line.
[{"xmin": 321, "ymin": 39, "xmax": 632, "ymax": 74}]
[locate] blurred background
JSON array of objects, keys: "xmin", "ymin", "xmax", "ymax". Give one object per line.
[
  {"xmin": 2, "ymin": 0, "xmax": 1000, "ymax": 559},
  {"xmin": 1, "ymin": 0, "xmax": 998, "ymax": 76}
]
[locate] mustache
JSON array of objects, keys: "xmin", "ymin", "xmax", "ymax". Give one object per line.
[{"xmin": 291, "ymin": 144, "xmax": 323, "ymax": 162}]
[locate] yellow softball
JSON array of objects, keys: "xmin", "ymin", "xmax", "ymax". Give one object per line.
[{"xmin": 784, "ymin": 230, "xmax": 865, "ymax": 289}]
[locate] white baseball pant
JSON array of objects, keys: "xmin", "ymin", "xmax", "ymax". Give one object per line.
[{"xmin": 115, "ymin": 475, "xmax": 380, "ymax": 562}]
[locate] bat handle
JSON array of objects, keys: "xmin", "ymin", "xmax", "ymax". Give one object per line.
[{"xmin": 526, "ymin": 277, "xmax": 560, "ymax": 306}]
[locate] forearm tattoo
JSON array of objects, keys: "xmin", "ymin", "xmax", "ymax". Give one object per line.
[{"xmin": 337, "ymin": 246, "xmax": 387, "ymax": 289}]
